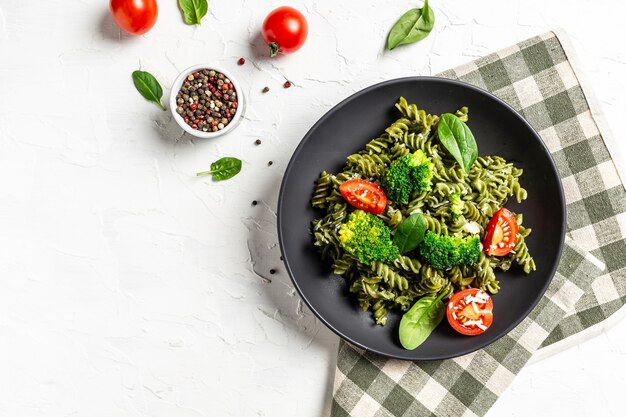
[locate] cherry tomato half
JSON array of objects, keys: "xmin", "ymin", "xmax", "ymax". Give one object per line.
[
  {"xmin": 339, "ymin": 179, "xmax": 387, "ymax": 215},
  {"xmin": 483, "ymin": 208, "xmax": 519, "ymax": 256},
  {"xmin": 446, "ymin": 288, "xmax": 494, "ymax": 336},
  {"xmin": 262, "ymin": 6, "xmax": 308, "ymax": 57},
  {"xmin": 110, "ymin": 0, "xmax": 158, "ymax": 36}
]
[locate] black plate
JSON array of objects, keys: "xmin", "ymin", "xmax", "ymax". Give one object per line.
[{"xmin": 277, "ymin": 77, "xmax": 565, "ymax": 360}]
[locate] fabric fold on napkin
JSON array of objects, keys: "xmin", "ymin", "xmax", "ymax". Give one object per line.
[{"xmin": 331, "ymin": 31, "xmax": 626, "ymax": 417}]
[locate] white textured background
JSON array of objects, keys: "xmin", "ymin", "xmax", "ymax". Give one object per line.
[{"xmin": 1, "ymin": 1, "xmax": 625, "ymax": 416}]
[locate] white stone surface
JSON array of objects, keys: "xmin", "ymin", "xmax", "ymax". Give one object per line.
[{"xmin": 1, "ymin": 1, "xmax": 625, "ymax": 416}]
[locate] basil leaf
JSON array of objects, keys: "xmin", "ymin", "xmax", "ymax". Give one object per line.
[
  {"xmin": 132, "ymin": 70, "xmax": 166, "ymax": 111},
  {"xmin": 197, "ymin": 157, "xmax": 242, "ymax": 181},
  {"xmin": 437, "ymin": 113, "xmax": 478, "ymax": 173},
  {"xmin": 393, "ymin": 213, "xmax": 427, "ymax": 254},
  {"xmin": 399, "ymin": 291, "xmax": 446, "ymax": 350},
  {"xmin": 387, "ymin": 0, "xmax": 435, "ymax": 50},
  {"xmin": 178, "ymin": 0, "xmax": 208, "ymax": 25}
]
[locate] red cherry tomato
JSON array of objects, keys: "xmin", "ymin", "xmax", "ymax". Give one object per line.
[
  {"xmin": 262, "ymin": 6, "xmax": 308, "ymax": 57},
  {"xmin": 446, "ymin": 288, "xmax": 494, "ymax": 336},
  {"xmin": 483, "ymin": 208, "xmax": 519, "ymax": 256},
  {"xmin": 339, "ymin": 179, "xmax": 387, "ymax": 215},
  {"xmin": 109, "ymin": 0, "xmax": 158, "ymax": 35}
]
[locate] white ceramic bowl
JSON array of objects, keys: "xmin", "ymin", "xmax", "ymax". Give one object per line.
[{"xmin": 170, "ymin": 64, "xmax": 245, "ymax": 139}]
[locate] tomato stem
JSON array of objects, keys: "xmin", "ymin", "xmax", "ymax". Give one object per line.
[{"xmin": 269, "ymin": 42, "xmax": 280, "ymax": 57}]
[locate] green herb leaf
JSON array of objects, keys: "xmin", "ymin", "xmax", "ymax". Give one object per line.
[
  {"xmin": 437, "ymin": 113, "xmax": 478, "ymax": 173},
  {"xmin": 132, "ymin": 70, "xmax": 166, "ymax": 111},
  {"xmin": 393, "ymin": 213, "xmax": 427, "ymax": 254},
  {"xmin": 399, "ymin": 291, "xmax": 446, "ymax": 350},
  {"xmin": 197, "ymin": 157, "xmax": 242, "ymax": 181},
  {"xmin": 387, "ymin": 0, "xmax": 435, "ymax": 50},
  {"xmin": 178, "ymin": 0, "xmax": 208, "ymax": 25}
]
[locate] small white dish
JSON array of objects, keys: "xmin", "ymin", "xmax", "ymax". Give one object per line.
[{"xmin": 170, "ymin": 64, "xmax": 245, "ymax": 139}]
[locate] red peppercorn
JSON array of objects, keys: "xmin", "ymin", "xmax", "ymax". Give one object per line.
[
  {"xmin": 209, "ymin": 76, "xmax": 215, "ymax": 82},
  {"xmin": 238, "ymin": 57, "xmax": 245, "ymax": 65},
  {"xmin": 284, "ymin": 81, "xmax": 292, "ymax": 88},
  {"xmin": 222, "ymin": 84, "xmax": 229, "ymax": 91},
  {"xmin": 191, "ymin": 124, "xmax": 198, "ymax": 129},
  {"xmin": 214, "ymin": 91, "xmax": 222, "ymax": 98},
  {"xmin": 190, "ymin": 103, "xmax": 197, "ymax": 110},
  {"xmin": 194, "ymin": 118, "xmax": 200, "ymax": 124},
  {"xmin": 223, "ymin": 94, "xmax": 229, "ymax": 100},
  {"xmin": 193, "ymin": 71, "xmax": 200, "ymax": 77},
  {"xmin": 232, "ymin": 102, "xmax": 238, "ymax": 109},
  {"xmin": 184, "ymin": 117, "xmax": 189, "ymax": 123},
  {"xmin": 211, "ymin": 120, "xmax": 218, "ymax": 127}
]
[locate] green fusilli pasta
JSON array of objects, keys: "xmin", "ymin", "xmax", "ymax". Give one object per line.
[{"xmin": 310, "ymin": 98, "xmax": 534, "ymax": 325}]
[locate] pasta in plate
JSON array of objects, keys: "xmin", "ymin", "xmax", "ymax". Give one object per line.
[{"xmin": 311, "ymin": 97, "xmax": 535, "ymax": 326}]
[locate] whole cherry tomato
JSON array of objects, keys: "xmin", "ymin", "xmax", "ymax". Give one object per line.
[
  {"xmin": 262, "ymin": 6, "xmax": 308, "ymax": 57},
  {"xmin": 110, "ymin": 0, "xmax": 158, "ymax": 36}
]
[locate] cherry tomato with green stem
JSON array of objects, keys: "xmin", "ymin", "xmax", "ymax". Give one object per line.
[
  {"xmin": 110, "ymin": 0, "xmax": 158, "ymax": 35},
  {"xmin": 262, "ymin": 6, "xmax": 308, "ymax": 57}
]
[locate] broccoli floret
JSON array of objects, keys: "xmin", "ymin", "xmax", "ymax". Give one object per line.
[
  {"xmin": 381, "ymin": 158, "xmax": 412, "ymax": 203},
  {"xmin": 420, "ymin": 231, "xmax": 481, "ymax": 270},
  {"xmin": 382, "ymin": 150, "xmax": 434, "ymax": 203},
  {"xmin": 449, "ymin": 192, "xmax": 464, "ymax": 220},
  {"xmin": 338, "ymin": 210, "xmax": 399, "ymax": 265}
]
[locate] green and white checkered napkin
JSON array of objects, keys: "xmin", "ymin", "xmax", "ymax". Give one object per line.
[{"xmin": 331, "ymin": 31, "xmax": 626, "ymax": 417}]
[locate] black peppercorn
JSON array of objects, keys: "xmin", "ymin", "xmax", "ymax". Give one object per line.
[
  {"xmin": 176, "ymin": 68, "xmax": 239, "ymax": 132},
  {"xmin": 255, "ymin": 139, "xmax": 262, "ymax": 145}
]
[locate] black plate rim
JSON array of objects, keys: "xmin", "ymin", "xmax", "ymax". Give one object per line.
[{"xmin": 277, "ymin": 76, "xmax": 566, "ymax": 360}]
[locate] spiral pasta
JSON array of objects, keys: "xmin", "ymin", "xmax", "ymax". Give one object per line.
[
  {"xmin": 312, "ymin": 171, "xmax": 333, "ymax": 209},
  {"xmin": 310, "ymin": 98, "xmax": 534, "ymax": 325},
  {"xmin": 371, "ymin": 261, "xmax": 410, "ymax": 291}
]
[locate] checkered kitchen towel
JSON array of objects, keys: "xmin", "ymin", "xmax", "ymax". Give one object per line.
[{"xmin": 331, "ymin": 32, "xmax": 626, "ymax": 417}]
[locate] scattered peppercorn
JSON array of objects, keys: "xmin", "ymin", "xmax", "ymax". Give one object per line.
[
  {"xmin": 175, "ymin": 68, "xmax": 238, "ymax": 132},
  {"xmin": 262, "ymin": 86, "xmax": 270, "ymax": 93},
  {"xmin": 252, "ymin": 200, "xmax": 258, "ymax": 206},
  {"xmin": 280, "ymin": 256, "xmax": 283, "ymax": 261},
  {"xmin": 269, "ymin": 269, "xmax": 276, "ymax": 275},
  {"xmin": 238, "ymin": 57, "xmax": 245, "ymax": 65},
  {"xmin": 255, "ymin": 139, "xmax": 262, "ymax": 145},
  {"xmin": 268, "ymin": 161, "xmax": 273, "ymax": 166},
  {"xmin": 283, "ymin": 81, "xmax": 292, "ymax": 88}
]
